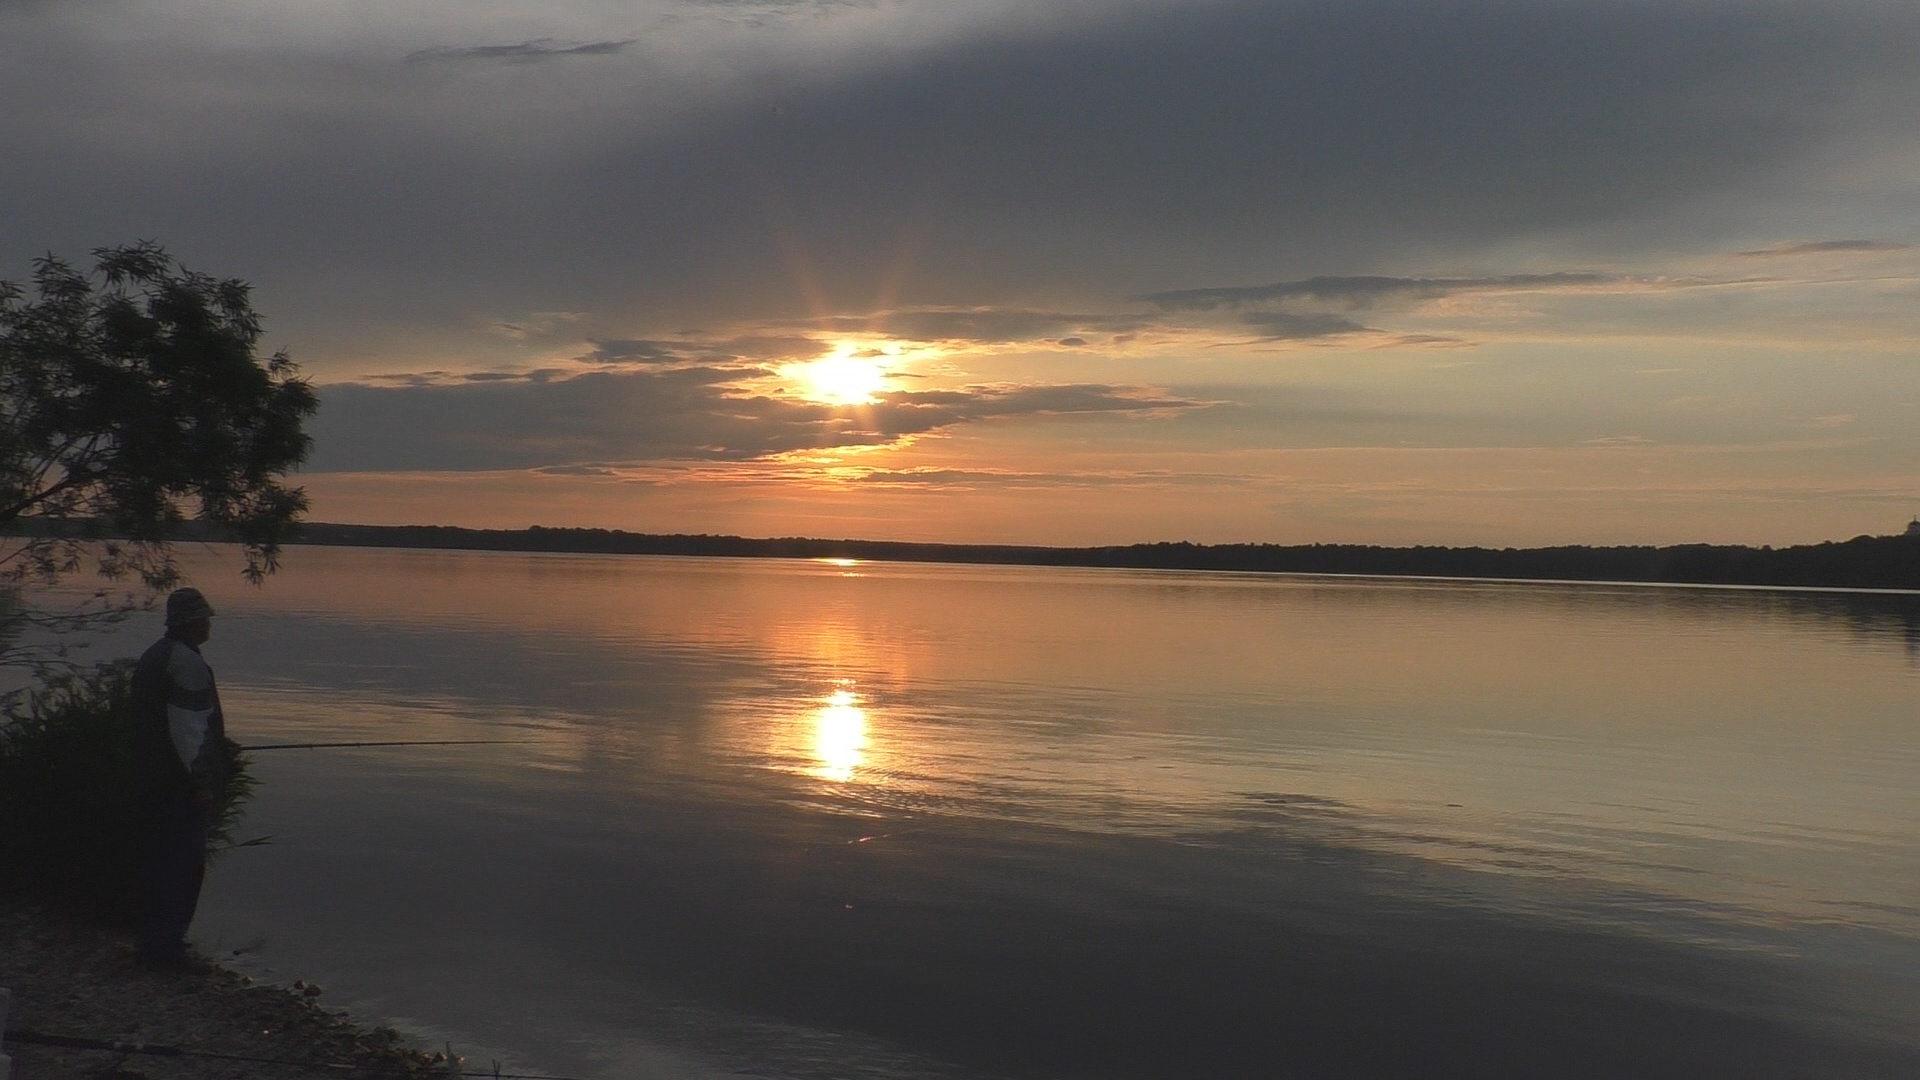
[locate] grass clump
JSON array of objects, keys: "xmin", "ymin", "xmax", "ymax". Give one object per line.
[{"xmin": 0, "ymin": 660, "xmax": 255, "ymax": 924}]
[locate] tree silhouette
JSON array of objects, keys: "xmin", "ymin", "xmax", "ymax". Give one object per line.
[{"xmin": 1, "ymin": 242, "xmax": 316, "ymax": 669}]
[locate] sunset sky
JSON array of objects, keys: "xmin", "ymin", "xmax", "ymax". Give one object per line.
[{"xmin": 6, "ymin": 0, "xmax": 1919, "ymax": 546}]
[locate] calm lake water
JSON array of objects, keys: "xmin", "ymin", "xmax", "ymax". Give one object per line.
[{"xmin": 79, "ymin": 547, "xmax": 1920, "ymax": 1077}]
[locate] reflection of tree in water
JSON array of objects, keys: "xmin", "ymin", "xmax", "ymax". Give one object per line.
[
  {"xmin": 1422, "ymin": 582, "xmax": 1920, "ymax": 667},
  {"xmin": 1850, "ymin": 600, "xmax": 1920, "ymax": 663},
  {"xmin": 1775, "ymin": 591, "xmax": 1920, "ymax": 664}
]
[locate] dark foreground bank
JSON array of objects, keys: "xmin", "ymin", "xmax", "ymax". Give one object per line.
[{"xmin": 0, "ymin": 897, "xmax": 446, "ymax": 1080}]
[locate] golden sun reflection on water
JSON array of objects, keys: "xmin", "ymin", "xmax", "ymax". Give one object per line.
[{"xmin": 811, "ymin": 686, "xmax": 870, "ymax": 782}]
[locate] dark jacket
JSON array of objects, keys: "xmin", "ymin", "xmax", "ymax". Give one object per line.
[{"xmin": 130, "ymin": 632, "xmax": 229, "ymax": 802}]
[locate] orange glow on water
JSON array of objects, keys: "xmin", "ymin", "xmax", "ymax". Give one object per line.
[{"xmin": 811, "ymin": 685, "xmax": 869, "ymax": 782}]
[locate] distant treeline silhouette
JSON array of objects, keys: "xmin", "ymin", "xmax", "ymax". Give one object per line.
[
  {"xmin": 273, "ymin": 523, "xmax": 1920, "ymax": 591},
  {"xmin": 9, "ymin": 517, "xmax": 1917, "ymax": 589}
]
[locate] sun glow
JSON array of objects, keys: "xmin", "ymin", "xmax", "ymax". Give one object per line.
[{"xmin": 786, "ymin": 343, "xmax": 895, "ymax": 405}]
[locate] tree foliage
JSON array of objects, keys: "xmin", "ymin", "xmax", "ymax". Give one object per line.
[{"xmin": 0, "ymin": 243, "xmax": 316, "ymax": 665}]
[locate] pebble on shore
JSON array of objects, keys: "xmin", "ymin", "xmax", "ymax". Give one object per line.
[{"xmin": 0, "ymin": 896, "xmax": 443, "ymax": 1079}]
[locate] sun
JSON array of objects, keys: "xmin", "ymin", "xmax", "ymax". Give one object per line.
[{"xmin": 787, "ymin": 345, "xmax": 892, "ymax": 405}]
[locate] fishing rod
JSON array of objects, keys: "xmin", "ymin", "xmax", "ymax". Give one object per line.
[{"xmin": 239, "ymin": 739, "xmax": 526, "ymax": 751}]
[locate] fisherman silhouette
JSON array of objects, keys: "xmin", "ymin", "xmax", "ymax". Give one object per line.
[{"xmin": 129, "ymin": 587, "xmax": 233, "ymax": 970}]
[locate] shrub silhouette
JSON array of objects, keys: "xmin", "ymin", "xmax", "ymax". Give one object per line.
[{"xmin": 0, "ymin": 660, "xmax": 255, "ymax": 924}]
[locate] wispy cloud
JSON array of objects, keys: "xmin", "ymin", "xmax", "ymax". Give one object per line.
[
  {"xmin": 810, "ymin": 308, "xmax": 1155, "ymax": 345},
  {"xmin": 585, "ymin": 339, "xmax": 686, "ymax": 365},
  {"xmin": 404, "ymin": 38, "xmax": 637, "ymax": 64},
  {"xmin": 488, "ymin": 312, "xmax": 585, "ymax": 339},
  {"xmin": 846, "ymin": 467, "xmax": 1257, "ymax": 490},
  {"xmin": 583, "ymin": 334, "xmax": 822, "ymax": 366},
  {"xmin": 1241, "ymin": 311, "xmax": 1374, "ymax": 341},
  {"xmin": 1732, "ymin": 240, "xmax": 1911, "ymax": 258},
  {"xmin": 1136, "ymin": 273, "xmax": 1621, "ymax": 312}
]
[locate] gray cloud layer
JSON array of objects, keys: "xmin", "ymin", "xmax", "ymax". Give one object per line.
[{"xmin": 306, "ymin": 369, "xmax": 1199, "ymax": 472}]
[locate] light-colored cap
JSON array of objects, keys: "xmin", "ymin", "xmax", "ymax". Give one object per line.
[{"xmin": 164, "ymin": 587, "xmax": 216, "ymax": 626}]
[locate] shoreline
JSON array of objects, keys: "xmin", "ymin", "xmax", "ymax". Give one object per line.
[
  {"xmin": 12, "ymin": 518, "xmax": 1920, "ymax": 591},
  {"xmin": 279, "ymin": 522, "xmax": 1920, "ymax": 593},
  {"xmin": 0, "ymin": 895, "xmax": 447, "ymax": 1079}
]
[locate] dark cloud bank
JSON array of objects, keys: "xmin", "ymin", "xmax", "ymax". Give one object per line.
[
  {"xmin": 512, "ymin": 0, "xmax": 1920, "ymax": 316},
  {"xmin": 13, "ymin": 0, "xmax": 1914, "ymax": 329}
]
